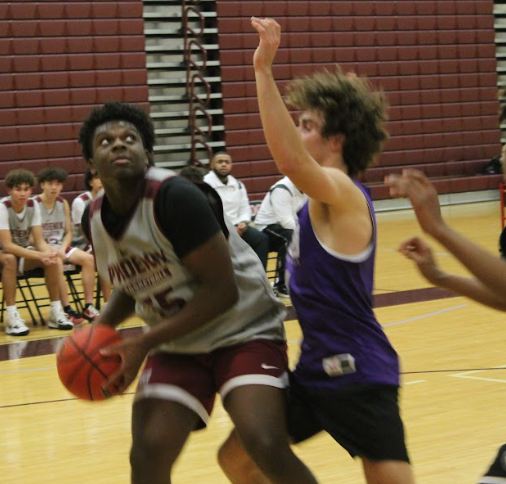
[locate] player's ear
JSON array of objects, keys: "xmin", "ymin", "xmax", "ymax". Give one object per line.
[
  {"xmin": 145, "ymin": 150, "xmax": 155, "ymax": 167},
  {"xmin": 329, "ymin": 133, "xmax": 345, "ymax": 153},
  {"xmin": 87, "ymin": 159, "xmax": 98, "ymax": 176}
]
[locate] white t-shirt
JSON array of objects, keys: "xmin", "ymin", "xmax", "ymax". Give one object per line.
[
  {"xmin": 254, "ymin": 177, "xmax": 307, "ymax": 231},
  {"xmin": 203, "ymin": 171, "xmax": 252, "ymax": 225}
]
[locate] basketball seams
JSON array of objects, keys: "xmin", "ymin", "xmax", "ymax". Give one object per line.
[
  {"xmin": 86, "ymin": 354, "xmax": 122, "ymax": 400},
  {"xmin": 56, "ymin": 326, "xmax": 123, "ymax": 401}
]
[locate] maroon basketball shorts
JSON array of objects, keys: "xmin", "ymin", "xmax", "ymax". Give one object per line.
[{"xmin": 134, "ymin": 338, "xmax": 288, "ymax": 428}]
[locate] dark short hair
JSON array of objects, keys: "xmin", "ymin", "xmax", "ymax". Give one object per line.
[
  {"xmin": 211, "ymin": 150, "xmax": 231, "ymax": 164},
  {"xmin": 179, "ymin": 165, "xmax": 205, "ymax": 183},
  {"xmin": 37, "ymin": 167, "xmax": 68, "ymax": 184},
  {"xmin": 5, "ymin": 169, "xmax": 36, "ymax": 188},
  {"xmin": 78, "ymin": 101, "xmax": 156, "ymax": 164}
]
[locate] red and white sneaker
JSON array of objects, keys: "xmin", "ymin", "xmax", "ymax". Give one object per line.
[
  {"xmin": 65, "ymin": 308, "xmax": 86, "ymax": 326},
  {"xmin": 82, "ymin": 305, "xmax": 100, "ymax": 322}
]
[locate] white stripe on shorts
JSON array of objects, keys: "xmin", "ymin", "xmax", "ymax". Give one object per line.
[
  {"xmin": 134, "ymin": 383, "xmax": 210, "ymax": 425},
  {"xmin": 219, "ymin": 372, "xmax": 289, "ymax": 401}
]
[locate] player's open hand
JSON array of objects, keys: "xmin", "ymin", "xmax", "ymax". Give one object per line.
[
  {"xmin": 251, "ymin": 17, "xmax": 281, "ymax": 72},
  {"xmin": 100, "ymin": 337, "xmax": 150, "ymax": 394}
]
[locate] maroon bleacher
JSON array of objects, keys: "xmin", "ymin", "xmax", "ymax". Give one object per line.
[
  {"xmin": 216, "ymin": 0, "xmax": 501, "ymax": 201},
  {"xmin": 0, "ymin": 1, "xmax": 149, "ymax": 199},
  {"xmin": 1, "ymin": 1, "xmax": 502, "ymax": 202}
]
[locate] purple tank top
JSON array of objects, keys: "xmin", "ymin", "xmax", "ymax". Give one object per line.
[{"xmin": 286, "ymin": 182, "xmax": 400, "ymax": 390}]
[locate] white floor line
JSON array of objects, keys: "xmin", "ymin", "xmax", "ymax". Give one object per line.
[
  {"xmin": 0, "ymin": 366, "xmax": 55, "ymax": 375},
  {"xmin": 383, "ymin": 304, "xmax": 467, "ymax": 327},
  {"xmin": 451, "ymin": 365, "xmax": 506, "ymax": 384}
]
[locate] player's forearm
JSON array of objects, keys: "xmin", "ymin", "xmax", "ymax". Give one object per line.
[
  {"xmin": 2, "ymin": 242, "xmax": 43, "ymax": 261},
  {"xmin": 435, "ymin": 272, "xmax": 506, "ymax": 311},
  {"xmin": 95, "ymin": 289, "xmax": 136, "ymax": 327},
  {"xmin": 254, "ymin": 68, "xmax": 306, "ymax": 176},
  {"xmin": 431, "ymin": 224, "xmax": 506, "ymax": 296}
]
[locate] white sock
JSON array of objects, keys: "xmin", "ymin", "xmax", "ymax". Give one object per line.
[
  {"xmin": 50, "ymin": 301, "xmax": 62, "ymax": 314},
  {"xmin": 6, "ymin": 305, "xmax": 18, "ymax": 321}
]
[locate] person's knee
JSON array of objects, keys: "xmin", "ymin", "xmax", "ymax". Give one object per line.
[
  {"xmin": 1, "ymin": 254, "xmax": 17, "ymax": 273},
  {"xmin": 80, "ymin": 252, "xmax": 94, "ymax": 269},
  {"xmin": 218, "ymin": 433, "xmax": 267, "ymax": 483},
  {"xmin": 131, "ymin": 424, "xmax": 174, "ymax": 471},
  {"xmin": 239, "ymin": 428, "xmax": 291, "ymax": 474},
  {"xmin": 44, "ymin": 259, "xmax": 63, "ymax": 277},
  {"xmin": 217, "ymin": 437, "xmax": 237, "ymax": 473}
]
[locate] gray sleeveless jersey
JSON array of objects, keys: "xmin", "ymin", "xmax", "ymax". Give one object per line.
[
  {"xmin": 34, "ymin": 196, "xmax": 66, "ymax": 247},
  {"xmin": 0, "ymin": 198, "xmax": 38, "ymax": 248},
  {"xmin": 89, "ymin": 167, "xmax": 286, "ymax": 354}
]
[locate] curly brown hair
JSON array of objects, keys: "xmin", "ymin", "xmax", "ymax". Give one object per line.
[
  {"xmin": 285, "ymin": 67, "xmax": 389, "ymax": 177},
  {"xmin": 5, "ymin": 169, "xmax": 36, "ymax": 188}
]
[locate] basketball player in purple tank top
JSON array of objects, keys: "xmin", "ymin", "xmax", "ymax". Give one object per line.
[{"xmin": 218, "ymin": 18, "xmax": 416, "ymax": 484}]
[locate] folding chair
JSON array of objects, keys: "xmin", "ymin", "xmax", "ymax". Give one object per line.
[
  {"xmin": 1, "ymin": 268, "xmax": 49, "ymax": 326},
  {"xmin": 63, "ymin": 263, "xmax": 103, "ymax": 312},
  {"xmin": 64, "ymin": 264, "xmax": 85, "ymax": 313}
]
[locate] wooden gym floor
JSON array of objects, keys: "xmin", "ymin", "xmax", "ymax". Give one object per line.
[{"xmin": 1, "ymin": 200, "xmax": 505, "ymax": 484}]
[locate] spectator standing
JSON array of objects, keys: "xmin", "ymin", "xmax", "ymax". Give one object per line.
[
  {"xmin": 254, "ymin": 176, "xmax": 307, "ymax": 297},
  {"xmin": 204, "ymin": 151, "xmax": 269, "ymax": 268}
]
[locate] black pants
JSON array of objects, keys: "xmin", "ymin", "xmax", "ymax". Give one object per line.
[
  {"xmin": 241, "ymin": 225, "xmax": 269, "ymax": 269},
  {"xmin": 262, "ymin": 224, "xmax": 293, "ymax": 286},
  {"xmin": 500, "ymin": 226, "xmax": 506, "ymax": 258}
]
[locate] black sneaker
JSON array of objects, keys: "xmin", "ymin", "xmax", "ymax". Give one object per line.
[
  {"xmin": 479, "ymin": 444, "xmax": 506, "ymax": 483},
  {"xmin": 274, "ymin": 284, "xmax": 290, "ymax": 298}
]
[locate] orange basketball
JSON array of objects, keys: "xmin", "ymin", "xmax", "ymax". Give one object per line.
[{"xmin": 56, "ymin": 324, "xmax": 123, "ymax": 401}]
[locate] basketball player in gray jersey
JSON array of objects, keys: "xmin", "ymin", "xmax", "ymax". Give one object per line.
[
  {"xmin": 78, "ymin": 102, "xmax": 319, "ymax": 484},
  {"xmin": 219, "ymin": 18, "xmax": 415, "ymax": 484}
]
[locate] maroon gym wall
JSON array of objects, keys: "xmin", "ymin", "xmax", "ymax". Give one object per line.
[
  {"xmin": 0, "ymin": 0, "xmax": 149, "ymax": 200},
  {"xmin": 216, "ymin": 0, "xmax": 502, "ymax": 201}
]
